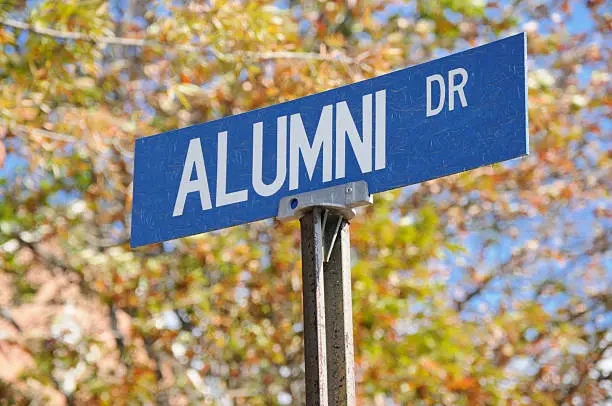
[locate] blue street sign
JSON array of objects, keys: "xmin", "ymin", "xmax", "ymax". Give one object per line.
[{"xmin": 131, "ymin": 33, "xmax": 528, "ymax": 247}]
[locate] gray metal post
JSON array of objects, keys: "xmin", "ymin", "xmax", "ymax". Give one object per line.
[
  {"xmin": 300, "ymin": 208, "xmax": 328, "ymax": 406},
  {"xmin": 283, "ymin": 182, "xmax": 368, "ymax": 405},
  {"xmin": 323, "ymin": 213, "xmax": 356, "ymax": 406},
  {"xmin": 300, "ymin": 208, "xmax": 356, "ymax": 406}
]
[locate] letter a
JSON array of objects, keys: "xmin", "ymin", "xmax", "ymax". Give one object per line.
[{"xmin": 173, "ymin": 138, "xmax": 212, "ymax": 217}]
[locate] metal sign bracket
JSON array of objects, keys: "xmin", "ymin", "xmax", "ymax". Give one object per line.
[
  {"xmin": 278, "ymin": 180, "xmax": 372, "ymax": 262},
  {"xmin": 277, "ymin": 180, "xmax": 373, "ymax": 222}
]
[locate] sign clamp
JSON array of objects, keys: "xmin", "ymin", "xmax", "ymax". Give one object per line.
[
  {"xmin": 277, "ymin": 180, "xmax": 373, "ymax": 222},
  {"xmin": 278, "ymin": 180, "xmax": 372, "ymax": 261}
]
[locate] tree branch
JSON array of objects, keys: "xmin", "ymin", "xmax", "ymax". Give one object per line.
[
  {"xmin": 455, "ymin": 274, "xmax": 494, "ymax": 312},
  {"xmin": 109, "ymin": 304, "xmax": 129, "ymax": 365},
  {"xmin": 0, "ymin": 18, "xmax": 355, "ymax": 64},
  {"xmin": 49, "ymin": 372, "xmax": 76, "ymax": 406},
  {"xmin": 143, "ymin": 336, "xmax": 170, "ymax": 406},
  {"xmin": 12, "ymin": 234, "xmax": 94, "ymax": 296},
  {"xmin": 2, "ymin": 120, "xmax": 76, "ymax": 142},
  {"xmin": 1, "ymin": 18, "xmax": 157, "ymax": 47},
  {"xmin": 560, "ymin": 340, "xmax": 611, "ymax": 404},
  {"xmin": 455, "ymin": 248, "xmax": 525, "ymax": 312},
  {"xmin": 0, "ymin": 308, "xmax": 21, "ymax": 332},
  {"xmin": 457, "ymin": 231, "xmax": 610, "ymax": 313},
  {"xmin": 2, "ymin": 119, "xmax": 136, "ymax": 162}
]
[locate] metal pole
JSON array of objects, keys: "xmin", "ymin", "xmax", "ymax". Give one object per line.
[
  {"xmin": 323, "ymin": 214, "xmax": 356, "ymax": 406},
  {"xmin": 300, "ymin": 208, "xmax": 328, "ymax": 406},
  {"xmin": 300, "ymin": 208, "xmax": 356, "ymax": 406}
]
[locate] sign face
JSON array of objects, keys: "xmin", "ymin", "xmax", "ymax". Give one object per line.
[{"xmin": 131, "ymin": 33, "xmax": 528, "ymax": 247}]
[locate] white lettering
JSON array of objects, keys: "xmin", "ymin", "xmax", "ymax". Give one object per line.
[
  {"xmin": 375, "ymin": 90, "xmax": 386, "ymax": 171},
  {"xmin": 336, "ymin": 95, "xmax": 373, "ymax": 179},
  {"xmin": 175, "ymin": 90, "xmax": 388, "ymax": 216},
  {"xmin": 289, "ymin": 105, "xmax": 333, "ymax": 190},
  {"xmin": 173, "ymin": 138, "xmax": 212, "ymax": 217},
  {"xmin": 426, "ymin": 74, "xmax": 446, "ymax": 117},
  {"xmin": 448, "ymin": 68, "xmax": 468, "ymax": 111},
  {"xmin": 252, "ymin": 117, "xmax": 287, "ymax": 197},
  {"xmin": 216, "ymin": 131, "xmax": 248, "ymax": 207}
]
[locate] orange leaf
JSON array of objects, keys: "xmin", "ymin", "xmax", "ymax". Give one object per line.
[
  {"xmin": 561, "ymin": 0, "xmax": 570, "ymax": 13},
  {"xmin": 448, "ymin": 377, "xmax": 476, "ymax": 391}
]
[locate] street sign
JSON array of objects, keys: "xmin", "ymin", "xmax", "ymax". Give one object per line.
[{"xmin": 131, "ymin": 33, "xmax": 527, "ymax": 247}]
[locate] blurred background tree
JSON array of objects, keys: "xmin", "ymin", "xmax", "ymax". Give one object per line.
[{"xmin": 0, "ymin": 0, "xmax": 610, "ymax": 404}]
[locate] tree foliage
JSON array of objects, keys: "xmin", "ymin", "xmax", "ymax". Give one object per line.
[{"xmin": 0, "ymin": 0, "xmax": 610, "ymax": 405}]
